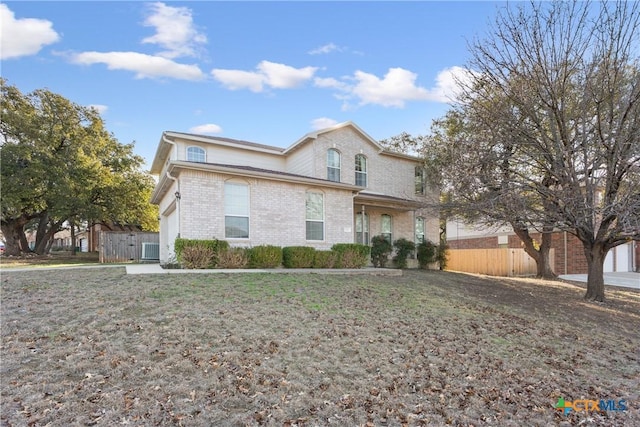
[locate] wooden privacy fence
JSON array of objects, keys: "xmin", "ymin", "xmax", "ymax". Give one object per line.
[
  {"xmin": 446, "ymin": 248, "xmax": 554, "ymax": 277},
  {"xmin": 99, "ymin": 231, "xmax": 159, "ymax": 263}
]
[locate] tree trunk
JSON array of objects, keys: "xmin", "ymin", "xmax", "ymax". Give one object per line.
[
  {"xmin": 70, "ymin": 222, "xmax": 77, "ymax": 256},
  {"xmin": 583, "ymin": 242, "xmax": 607, "ymax": 302},
  {"xmin": 33, "ymin": 214, "xmax": 50, "ymax": 255},
  {"xmin": 512, "ymin": 224, "xmax": 556, "ymax": 279},
  {"xmin": 0, "ymin": 215, "xmax": 30, "ymax": 256}
]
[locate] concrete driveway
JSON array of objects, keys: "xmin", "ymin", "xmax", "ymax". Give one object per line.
[{"xmin": 559, "ymin": 272, "xmax": 640, "ymax": 290}]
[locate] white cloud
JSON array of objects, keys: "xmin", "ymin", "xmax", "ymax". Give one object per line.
[
  {"xmin": 88, "ymin": 104, "xmax": 108, "ymax": 114},
  {"xmin": 311, "ymin": 117, "xmax": 338, "ymax": 130},
  {"xmin": 69, "ymin": 51, "xmax": 205, "ymax": 81},
  {"xmin": 313, "ymin": 77, "xmax": 349, "ymax": 91},
  {"xmin": 430, "ymin": 66, "xmax": 475, "ymax": 103},
  {"xmin": 141, "ymin": 2, "xmax": 207, "ymax": 59},
  {"xmin": 350, "ymin": 68, "xmax": 431, "ymax": 108},
  {"xmin": 189, "ymin": 124, "xmax": 222, "ymax": 135},
  {"xmin": 210, "ymin": 69, "xmax": 265, "ymax": 92},
  {"xmin": 212, "ymin": 61, "xmax": 318, "ymax": 92},
  {"xmin": 258, "ymin": 61, "xmax": 317, "ymax": 89},
  {"xmin": 0, "ymin": 4, "xmax": 60, "ymax": 60},
  {"xmin": 308, "ymin": 43, "xmax": 343, "ymax": 55},
  {"xmin": 315, "ymin": 66, "xmax": 473, "ymax": 108}
]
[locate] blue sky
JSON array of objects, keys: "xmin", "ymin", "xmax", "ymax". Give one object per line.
[{"xmin": 1, "ymin": 1, "xmax": 504, "ymax": 169}]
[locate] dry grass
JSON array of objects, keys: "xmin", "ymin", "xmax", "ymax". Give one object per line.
[{"xmin": 1, "ymin": 268, "xmax": 638, "ymax": 426}]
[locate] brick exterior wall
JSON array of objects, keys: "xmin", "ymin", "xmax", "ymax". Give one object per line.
[{"xmin": 177, "ymin": 170, "xmax": 355, "ymax": 250}]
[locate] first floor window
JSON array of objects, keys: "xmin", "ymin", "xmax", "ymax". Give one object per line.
[
  {"xmin": 225, "ymin": 182, "xmax": 249, "ymax": 238},
  {"xmin": 355, "ymin": 212, "xmax": 369, "ymax": 245},
  {"xmin": 381, "ymin": 214, "xmax": 392, "ymax": 243},
  {"xmin": 306, "ymin": 192, "xmax": 324, "ymax": 240},
  {"xmin": 415, "ymin": 217, "xmax": 425, "ymax": 244}
]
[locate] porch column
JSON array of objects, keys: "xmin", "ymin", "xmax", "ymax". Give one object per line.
[{"xmin": 361, "ymin": 205, "xmax": 366, "ymax": 245}]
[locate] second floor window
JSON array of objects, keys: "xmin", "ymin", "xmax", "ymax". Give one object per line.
[
  {"xmin": 187, "ymin": 146, "xmax": 206, "ymax": 163},
  {"xmin": 327, "ymin": 149, "xmax": 341, "ymax": 182},
  {"xmin": 415, "ymin": 166, "xmax": 426, "ymax": 195},
  {"xmin": 355, "ymin": 154, "xmax": 367, "ymax": 187}
]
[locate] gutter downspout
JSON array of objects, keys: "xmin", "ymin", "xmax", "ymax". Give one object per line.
[{"xmin": 163, "ymin": 135, "xmax": 180, "ymax": 238}]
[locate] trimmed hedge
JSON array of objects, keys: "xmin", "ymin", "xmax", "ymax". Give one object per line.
[
  {"xmin": 174, "ymin": 238, "xmax": 229, "ymax": 268},
  {"xmin": 313, "ymin": 250, "xmax": 337, "ymax": 268},
  {"xmin": 282, "ymin": 246, "xmax": 316, "ymax": 268},
  {"xmin": 331, "ymin": 243, "xmax": 370, "ymax": 268},
  {"xmin": 216, "ymin": 247, "xmax": 249, "ymax": 269},
  {"xmin": 248, "ymin": 245, "xmax": 283, "ymax": 268}
]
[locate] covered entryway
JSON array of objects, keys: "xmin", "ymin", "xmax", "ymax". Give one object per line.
[{"xmin": 353, "ymin": 192, "xmax": 428, "ymax": 247}]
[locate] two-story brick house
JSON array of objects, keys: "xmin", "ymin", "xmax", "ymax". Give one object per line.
[{"xmin": 150, "ymin": 121, "xmax": 438, "ymax": 264}]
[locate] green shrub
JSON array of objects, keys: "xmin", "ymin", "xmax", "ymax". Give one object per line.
[
  {"xmin": 180, "ymin": 245, "xmax": 215, "ymax": 269},
  {"xmin": 370, "ymin": 235, "xmax": 393, "ymax": 268},
  {"xmin": 215, "ymin": 247, "xmax": 248, "ymax": 269},
  {"xmin": 313, "ymin": 250, "xmax": 337, "ymax": 268},
  {"xmin": 392, "ymin": 238, "xmax": 416, "ymax": 269},
  {"xmin": 331, "ymin": 243, "xmax": 370, "ymax": 268},
  {"xmin": 417, "ymin": 239, "xmax": 437, "ymax": 269},
  {"xmin": 282, "ymin": 246, "xmax": 316, "ymax": 268},
  {"xmin": 174, "ymin": 238, "xmax": 229, "ymax": 267},
  {"xmin": 247, "ymin": 245, "xmax": 282, "ymax": 268}
]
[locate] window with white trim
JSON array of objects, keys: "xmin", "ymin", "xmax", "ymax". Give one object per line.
[
  {"xmin": 327, "ymin": 149, "xmax": 341, "ymax": 182},
  {"xmin": 306, "ymin": 192, "xmax": 324, "ymax": 240},
  {"xmin": 415, "ymin": 217, "xmax": 425, "ymax": 244},
  {"xmin": 381, "ymin": 214, "xmax": 392, "ymax": 243},
  {"xmin": 225, "ymin": 182, "xmax": 249, "ymax": 238},
  {"xmin": 187, "ymin": 146, "xmax": 206, "ymax": 162},
  {"xmin": 415, "ymin": 166, "xmax": 426, "ymax": 195},
  {"xmin": 355, "ymin": 212, "xmax": 369, "ymax": 245},
  {"xmin": 355, "ymin": 154, "xmax": 367, "ymax": 187}
]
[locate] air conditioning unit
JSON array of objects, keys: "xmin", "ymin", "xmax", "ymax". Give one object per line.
[{"xmin": 141, "ymin": 242, "xmax": 160, "ymax": 260}]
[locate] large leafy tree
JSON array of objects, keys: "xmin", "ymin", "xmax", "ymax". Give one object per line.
[
  {"xmin": 1, "ymin": 79, "xmax": 158, "ymax": 256},
  {"xmin": 454, "ymin": 0, "xmax": 639, "ymax": 301}
]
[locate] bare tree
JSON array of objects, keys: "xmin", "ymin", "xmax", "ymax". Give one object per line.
[{"xmin": 458, "ymin": 0, "xmax": 640, "ymax": 301}]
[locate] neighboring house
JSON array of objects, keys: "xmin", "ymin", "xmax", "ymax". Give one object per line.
[
  {"xmin": 150, "ymin": 121, "xmax": 439, "ymax": 264},
  {"xmin": 446, "ymin": 219, "xmax": 639, "ymax": 274}
]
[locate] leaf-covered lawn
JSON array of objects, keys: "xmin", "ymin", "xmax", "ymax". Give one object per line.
[{"xmin": 1, "ymin": 268, "xmax": 638, "ymax": 426}]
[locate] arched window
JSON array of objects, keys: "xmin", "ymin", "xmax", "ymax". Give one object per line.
[
  {"xmin": 327, "ymin": 149, "xmax": 341, "ymax": 182},
  {"xmin": 355, "ymin": 212, "xmax": 369, "ymax": 245},
  {"xmin": 225, "ymin": 181, "xmax": 249, "ymax": 238},
  {"xmin": 306, "ymin": 192, "xmax": 324, "ymax": 240},
  {"xmin": 355, "ymin": 154, "xmax": 367, "ymax": 187},
  {"xmin": 381, "ymin": 214, "xmax": 392, "ymax": 243},
  {"xmin": 187, "ymin": 146, "xmax": 206, "ymax": 163}
]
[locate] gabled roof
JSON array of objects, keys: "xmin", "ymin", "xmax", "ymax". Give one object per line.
[
  {"xmin": 166, "ymin": 131, "xmax": 286, "ymax": 153},
  {"xmin": 283, "ymin": 121, "xmax": 384, "ymax": 154},
  {"xmin": 150, "ymin": 121, "xmax": 422, "ymax": 174}
]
